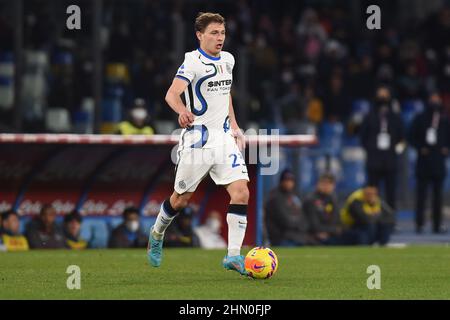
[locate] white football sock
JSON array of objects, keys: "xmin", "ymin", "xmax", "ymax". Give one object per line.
[
  {"xmin": 152, "ymin": 202, "xmax": 177, "ymax": 239},
  {"xmin": 226, "ymin": 213, "xmax": 247, "ymax": 257}
]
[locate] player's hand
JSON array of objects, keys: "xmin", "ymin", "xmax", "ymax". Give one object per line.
[
  {"xmin": 178, "ymin": 110, "xmax": 194, "ymax": 128},
  {"xmin": 232, "ymin": 128, "xmax": 246, "ymax": 151},
  {"xmin": 420, "ymin": 147, "xmax": 429, "ymax": 155},
  {"xmin": 442, "ymin": 147, "xmax": 449, "ymax": 156}
]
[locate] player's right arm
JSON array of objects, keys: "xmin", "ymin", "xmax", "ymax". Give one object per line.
[
  {"xmin": 166, "ymin": 53, "xmax": 197, "ymax": 128},
  {"xmin": 165, "ymin": 78, "xmax": 194, "ymax": 128}
]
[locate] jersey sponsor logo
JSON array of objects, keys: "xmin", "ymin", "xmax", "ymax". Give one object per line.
[{"xmin": 207, "ymin": 79, "xmax": 232, "ymax": 87}]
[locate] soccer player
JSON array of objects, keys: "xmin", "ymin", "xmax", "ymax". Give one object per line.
[{"xmin": 147, "ymin": 12, "xmax": 250, "ymax": 276}]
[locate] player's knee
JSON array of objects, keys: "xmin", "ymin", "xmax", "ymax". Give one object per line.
[
  {"xmin": 170, "ymin": 193, "xmax": 190, "ymax": 211},
  {"xmin": 230, "ymin": 186, "xmax": 250, "ymax": 204}
]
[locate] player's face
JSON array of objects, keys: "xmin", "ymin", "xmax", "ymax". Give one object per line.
[{"xmin": 197, "ymin": 23, "xmax": 225, "ymax": 56}]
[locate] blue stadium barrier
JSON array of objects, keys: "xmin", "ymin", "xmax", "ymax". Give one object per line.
[{"xmin": 80, "ymin": 218, "xmax": 110, "ymax": 248}]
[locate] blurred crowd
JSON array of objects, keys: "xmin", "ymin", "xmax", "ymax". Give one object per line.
[
  {"xmin": 0, "ymin": 0, "xmax": 450, "ymax": 132},
  {"xmin": 265, "ymin": 169, "xmax": 395, "ymax": 247},
  {"xmin": 0, "ymin": 204, "xmax": 227, "ymax": 251}
]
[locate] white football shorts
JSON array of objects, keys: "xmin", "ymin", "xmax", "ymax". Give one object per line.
[{"xmin": 173, "ymin": 137, "xmax": 250, "ymax": 194}]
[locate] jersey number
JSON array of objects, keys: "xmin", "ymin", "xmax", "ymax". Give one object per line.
[{"xmin": 230, "ymin": 153, "xmax": 245, "ymax": 168}]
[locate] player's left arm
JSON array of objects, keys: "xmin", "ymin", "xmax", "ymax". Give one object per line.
[{"xmin": 229, "ymin": 94, "xmax": 246, "ymax": 151}]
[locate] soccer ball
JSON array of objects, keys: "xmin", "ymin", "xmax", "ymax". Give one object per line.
[{"xmin": 244, "ymin": 247, "xmax": 278, "ymax": 279}]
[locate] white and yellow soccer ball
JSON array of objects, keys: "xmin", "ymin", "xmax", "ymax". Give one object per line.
[{"xmin": 244, "ymin": 247, "xmax": 279, "ymax": 279}]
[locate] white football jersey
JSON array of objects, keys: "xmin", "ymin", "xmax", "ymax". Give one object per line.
[{"xmin": 175, "ymin": 48, "xmax": 235, "ymax": 149}]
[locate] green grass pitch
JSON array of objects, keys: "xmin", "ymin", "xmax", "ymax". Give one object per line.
[{"xmin": 1, "ymin": 246, "xmax": 449, "ymax": 299}]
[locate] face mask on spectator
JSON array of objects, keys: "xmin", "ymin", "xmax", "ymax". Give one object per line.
[
  {"xmin": 131, "ymin": 108, "xmax": 147, "ymax": 120},
  {"xmin": 126, "ymin": 221, "xmax": 139, "ymax": 232}
]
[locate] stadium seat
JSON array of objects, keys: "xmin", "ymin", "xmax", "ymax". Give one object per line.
[
  {"xmin": 106, "ymin": 63, "xmax": 130, "ymax": 84},
  {"xmin": 154, "ymin": 120, "xmax": 177, "ymax": 134},
  {"xmin": 53, "ymin": 52, "xmax": 73, "ymax": 66},
  {"xmin": 298, "ymin": 153, "xmax": 316, "ymax": 192},
  {"xmin": 339, "ymin": 147, "xmax": 366, "ymax": 193},
  {"xmin": 351, "ymin": 99, "xmax": 371, "ymax": 115},
  {"xmin": 407, "ymin": 147, "xmax": 418, "ymax": 190},
  {"xmin": 401, "ymin": 99, "xmax": 424, "ymax": 128},
  {"xmin": 0, "ymin": 76, "xmax": 13, "ymax": 110},
  {"xmin": 445, "ymin": 158, "xmax": 450, "ymax": 192},
  {"xmin": 349, "ymin": 99, "xmax": 371, "ymax": 125},
  {"xmin": 19, "ymin": 217, "xmax": 32, "ymax": 235},
  {"xmin": 80, "ymin": 218, "xmax": 110, "ymax": 248},
  {"xmin": 140, "ymin": 217, "xmax": 156, "ymax": 236},
  {"xmin": 0, "ymin": 52, "xmax": 14, "ymax": 77},
  {"xmin": 101, "ymin": 96, "xmax": 122, "ymax": 133},
  {"xmin": 315, "ymin": 155, "xmax": 343, "ymax": 184},
  {"xmin": 45, "ymin": 108, "xmax": 72, "ymax": 132},
  {"xmin": 318, "ymin": 121, "xmax": 344, "ymax": 157}
]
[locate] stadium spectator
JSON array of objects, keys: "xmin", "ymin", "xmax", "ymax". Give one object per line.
[
  {"xmin": 322, "ymin": 71, "xmax": 351, "ymax": 122},
  {"xmin": 165, "ymin": 206, "xmax": 199, "ymax": 248},
  {"xmin": 303, "ymin": 173, "xmax": 342, "ymax": 245},
  {"xmin": 340, "ymin": 185, "xmax": 395, "ymax": 246},
  {"xmin": 409, "ymin": 92, "xmax": 450, "ymax": 234},
  {"xmin": 63, "ymin": 211, "xmax": 87, "ymax": 249},
  {"xmin": 108, "ymin": 207, "xmax": 147, "ymax": 248},
  {"xmin": 194, "ymin": 210, "xmax": 226, "ymax": 249},
  {"xmin": 264, "ymin": 169, "xmax": 312, "ymax": 246},
  {"xmin": 0, "ymin": 210, "xmax": 29, "ymax": 251},
  {"xmin": 25, "ymin": 204, "xmax": 66, "ymax": 249},
  {"xmin": 116, "ymin": 98, "xmax": 155, "ymax": 135},
  {"xmin": 360, "ymin": 85, "xmax": 405, "ymax": 215}
]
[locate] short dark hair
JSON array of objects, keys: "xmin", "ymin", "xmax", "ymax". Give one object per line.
[
  {"xmin": 318, "ymin": 172, "xmax": 336, "ymax": 183},
  {"xmin": 123, "ymin": 207, "xmax": 140, "ymax": 219},
  {"xmin": 365, "ymin": 183, "xmax": 378, "ymax": 189},
  {"xmin": 40, "ymin": 204, "xmax": 55, "ymax": 215},
  {"xmin": 279, "ymin": 168, "xmax": 295, "ymax": 182},
  {"xmin": 1, "ymin": 210, "xmax": 18, "ymax": 223},
  {"xmin": 195, "ymin": 12, "xmax": 225, "ymax": 33},
  {"xmin": 64, "ymin": 211, "xmax": 82, "ymax": 224}
]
